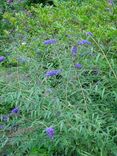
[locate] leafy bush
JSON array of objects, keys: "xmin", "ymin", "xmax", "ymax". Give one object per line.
[
  {"xmin": 0, "ymin": 0, "xmax": 117, "ymax": 155},
  {"xmin": 29, "ymin": 0, "xmax": 54, "ymax": 4}
]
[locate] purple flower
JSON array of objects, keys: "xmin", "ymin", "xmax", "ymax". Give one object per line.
[
  {"xmin": 7, "ymin": 0, "xmax": 13, "ymax": 3},
  {"xmin": 75, "ymin": 64, "xmax": 82, "ymax": 69},
  {"xmin": 71, "ymin": 46, "xmax": 78, "ymax": 56},
  {"xmin": 45, "ymin": 70, "xmax": 61, "ymax": 77},
  {"xmin": 11, "ymin": 107, "xmax": 19, "ymax": 114},
  {"xmin": 0, "ymin": 56, "xmax": 5, "ymax": 63},
  {"xmin": 86, "ymin": 32, "xmax": 93, "ymax": 36},
  {"xmin": 108, "ymin": 0, "xmax": 113, "ymax": 5},
  {"xmin": 45, "ymin": 127, "xmax": 55, "ymax": 139},
  {"xmin": 78, "ymin": 40, "xmax": 91, "ymax": 45},
  {"xmin": 1, "ymin": 115, "xmax": 9, "ymax": 122},
  {"xmin": 0, "ymin": 125, "xmax": 4, "ymax": 129},
  {"xmin": 44, "ymin": 39, "xmax": 56, "ymax": 45}
]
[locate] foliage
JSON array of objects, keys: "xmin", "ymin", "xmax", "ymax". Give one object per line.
[
  {"xmin": 0, "ymin": 0, "xmax": 117, "ymax": 155},
  {"xmin": 29, "ymin": 0, "xmax": 54, "ymax": 4}
]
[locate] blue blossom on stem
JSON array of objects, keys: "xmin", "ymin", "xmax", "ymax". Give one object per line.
[
  {"xmin": 44, "ymin": 39, "xmax": 56, "ymax": 45},
  {"xmin": 45, "ymin": 70, "xmax": 61, "ymax": 77},
  {"xmin": 7, "ymin": 0, "xmax": 13, "ymax": 3},
  {"xmin": 1, "ymin": 115, "xmax": 9, "ymax": 122},
  {"xmin": 108, "ymin": 0, "xmax": 113, "ymax": 5},
  {"xmin": 71, "ymin": 46, "xmax": 78, "ymax": 56},
  {"xmin": 78, "ymin": 40, "xmax": 91, "ymax": 45},
  {"xmin": 11, "ymin": 107, "xmax": 20, "ymax": 114},
  {"xmin": 45, "ymin": 127, "xmax": 55, "ymax": 139},
  {"xmin": 0, "ymin": 125, "xmax": 4, "ymax": 129},
  {"xmin": 86, "ymin": 32, "xmax": 93, "ymax": 36},
  {"xmin": 0, "ymin": 56, "xmax": 5, "ymax": 63},
  {"xmin": 75, "ymin": 64, "xmax": 82, "ymax": 69}
]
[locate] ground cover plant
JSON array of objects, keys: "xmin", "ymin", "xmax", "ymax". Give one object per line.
[{"xmin": 0, "ymin": 0, "xmax": 117, "ymax": 155}]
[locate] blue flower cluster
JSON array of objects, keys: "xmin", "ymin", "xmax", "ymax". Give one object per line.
[
  {"xmin": 45, "ymin": 70, "xmax": 61, "ymax": 77},
  {"xmin": 44, "ymin": 39, "xmax": 56, "ymax": 45},
  {"xmin": 71, "ymin": 46, "xmax": 78, "ymax": 56},
  {"xmin": 0, "ymin": 56, "xmax": 5, "ymax": 63},
  {"xmin": 0, "ymin": 107, "xmax": 20, "ymax": 129},
  {"xmin": 78, "ymin": 40, "xmax": 91, "ymax": 45},
  {"xmin": 45, "ymin": 127, "xmax": 55, "ymax": 139},
  {"xmin": 7, "ymin": 0, "xmax": 13, "ymax": 4}
]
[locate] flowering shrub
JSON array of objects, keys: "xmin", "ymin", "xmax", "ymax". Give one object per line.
[{"xmin": 0, "ymin": 0, "xmax": 117, "ymax": 155}]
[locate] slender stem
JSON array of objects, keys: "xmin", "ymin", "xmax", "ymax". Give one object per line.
[{"xmin": 91, "ymin": 37, "xmax": 117, "ymax": 79}]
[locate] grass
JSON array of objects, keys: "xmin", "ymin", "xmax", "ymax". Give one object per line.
[{"xmin": 0, "ymin": 0, "xmax": 117, "ymax": 155}]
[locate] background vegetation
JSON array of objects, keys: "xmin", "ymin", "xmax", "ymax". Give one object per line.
[{"xmin": 0, "ymin": 0, "xmax": 117, "ymax": 155}]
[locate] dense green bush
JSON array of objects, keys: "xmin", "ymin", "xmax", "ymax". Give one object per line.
[{"xmin": 29, "ymin": 0, "xmax": 54, "ymax": 4}]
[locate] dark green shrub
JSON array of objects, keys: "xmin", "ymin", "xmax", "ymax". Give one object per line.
[{"xmin": 29, "ymin": 0, "xmax": 54, "ymax": 5}]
